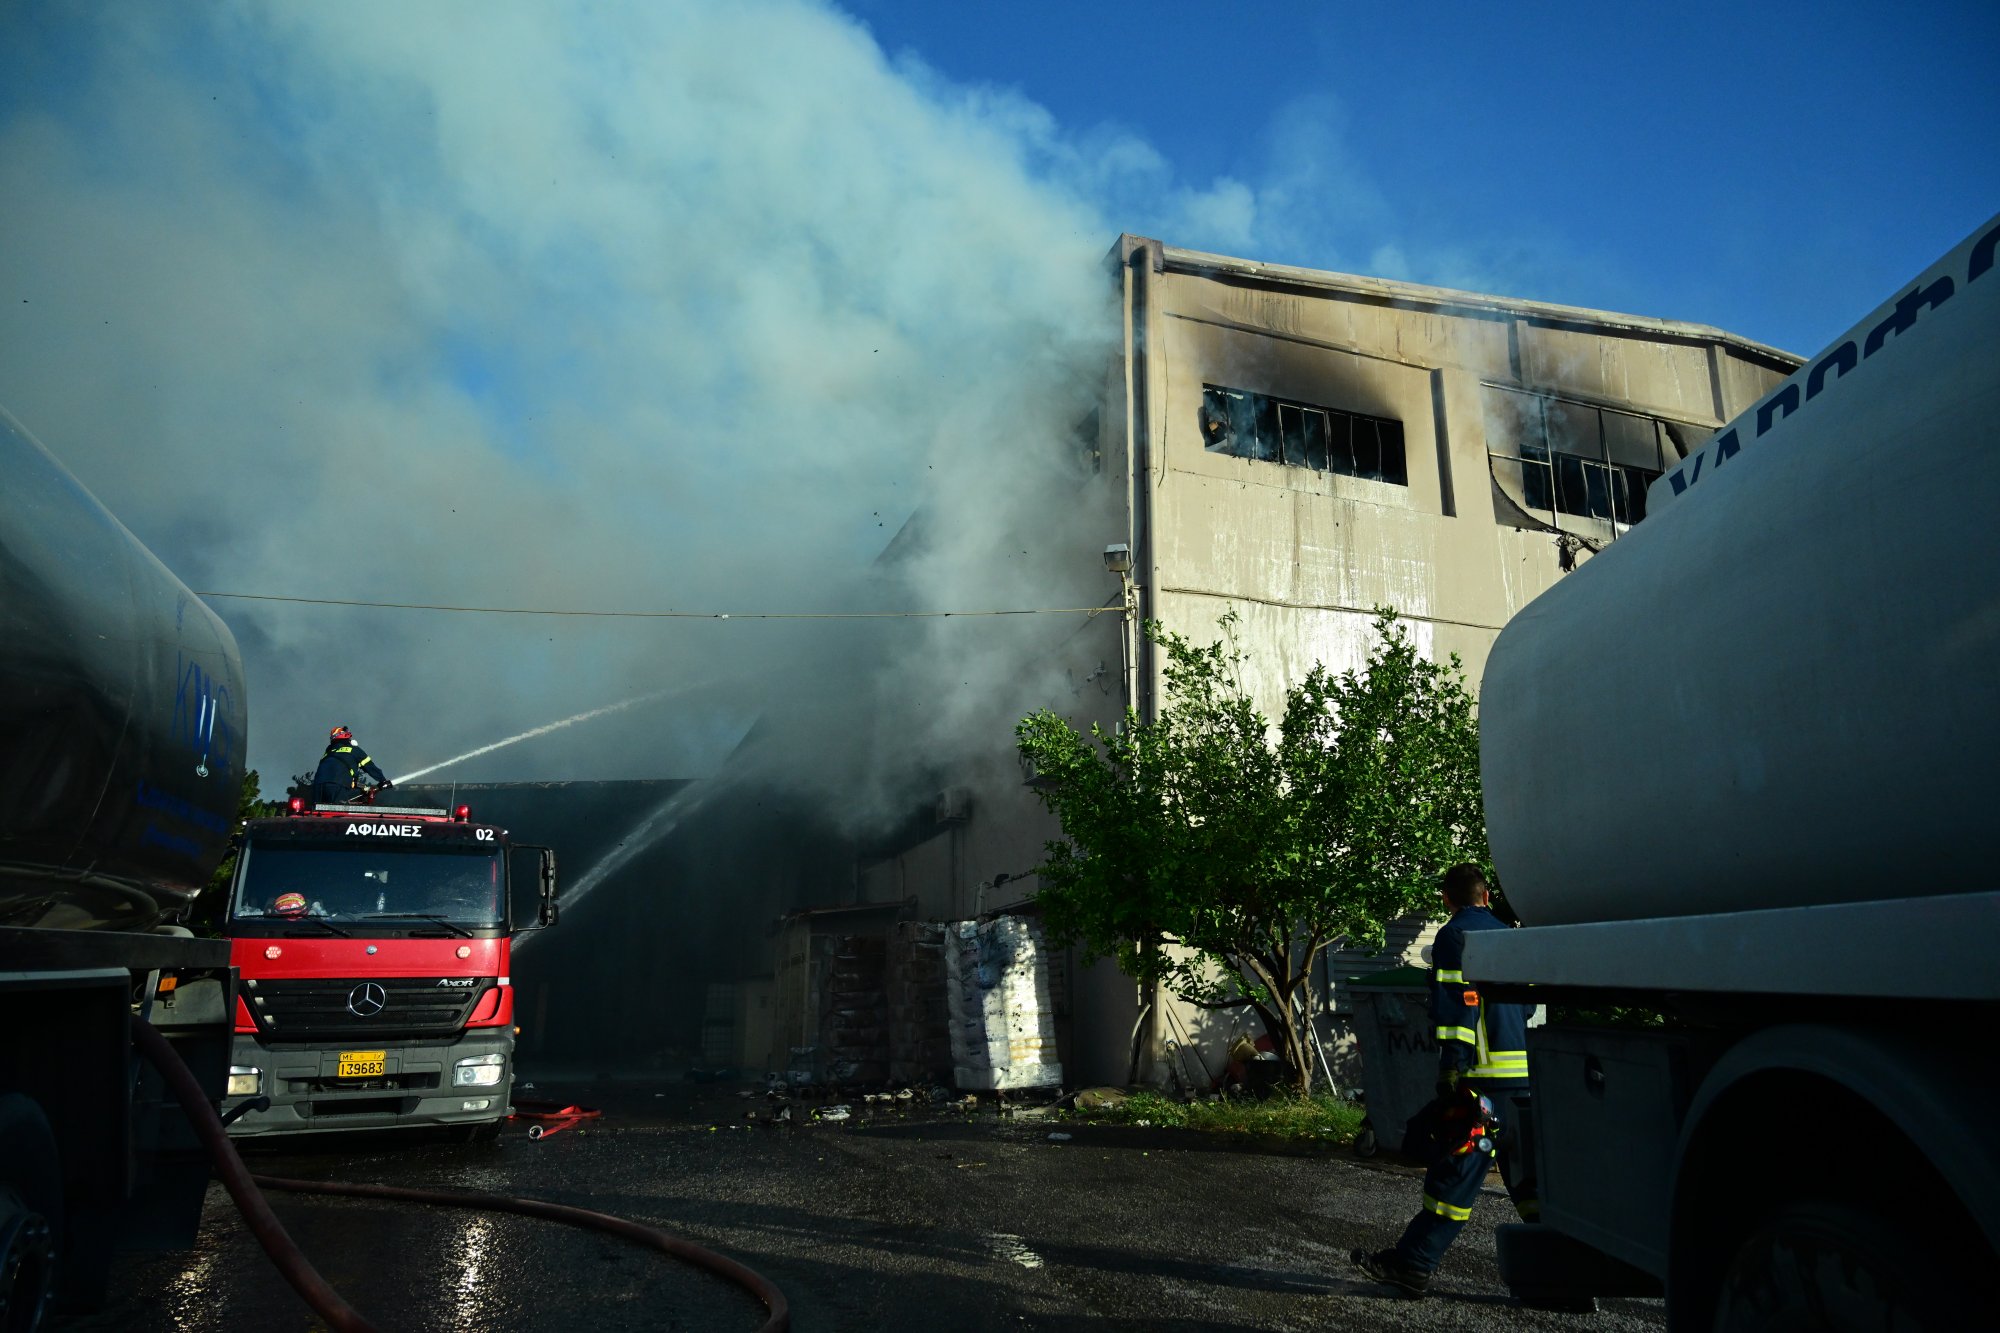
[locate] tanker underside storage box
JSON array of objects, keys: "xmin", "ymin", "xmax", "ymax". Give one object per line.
[{"xmin": 1528, "ymin": 1025, "xmax": 1695, "ymax": 1275}]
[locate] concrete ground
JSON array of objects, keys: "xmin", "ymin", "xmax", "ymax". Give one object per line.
[{"xmin": 58, "ymin": 1081, "xmax": 1664, "ymax": 1332}]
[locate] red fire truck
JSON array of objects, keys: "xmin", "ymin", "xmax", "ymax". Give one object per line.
[{"xmin": 219, "ymin": 795, "xmax": 556, "ymax": 1136}]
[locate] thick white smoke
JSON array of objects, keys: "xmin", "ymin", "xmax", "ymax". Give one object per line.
[{"xmin": 0, "ymin": 1, "xmax": 1382, "ymax": 819}]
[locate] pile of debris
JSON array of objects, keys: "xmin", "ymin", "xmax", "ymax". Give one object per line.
[
  {"xmin": 886, "ymin": 921, "xmax": 951, "ymax": 1085},
  {"xmin": 823, "ymin": 933, "xmax": 889, "ymax": 1085}
]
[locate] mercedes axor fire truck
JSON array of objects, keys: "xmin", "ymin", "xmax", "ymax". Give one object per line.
[{"xmin": 220, "ymin": 796, "xmax": 556, "ymax": 1136}]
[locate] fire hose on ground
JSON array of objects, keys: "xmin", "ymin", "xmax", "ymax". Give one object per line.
[
  {"xmin": 130, "ymin": 1016, "xmax": 789, "ymax": 1333},
  {"xmin": 510, "ymin": 1098, "xmax": 604, "ymax": 1139}
]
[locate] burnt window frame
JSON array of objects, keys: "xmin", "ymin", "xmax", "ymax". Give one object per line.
[
  {"xmin": 1487, "ymin": 389, "xmax": 1680, "ymax": 536},
  {"xmin": 1200, "ymin": 385, "xmax": 1408, "ymax": 486}
]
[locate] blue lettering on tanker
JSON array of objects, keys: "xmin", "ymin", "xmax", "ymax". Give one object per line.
[
  {"xmin": 140, "ymin": 824, "xmax": 204, "ymax": 859},
  {"xmin": 1661, "ymin": 221, "xmax": 1998, "ymax": 501},
  {"xmin": 1863, "ymin": 276, "xmax": 1954, "ymax": 356},
  {"xmin": 134, "ymin": 779, "xmax": 231, "ymax": 837},
  {"xmin": 171, "ymin": 651, "xmax": 237, "ymax": 780},
  {"xmin": 1756, "ymin": 384, "xmax": 1800, "ymax": 436},
  {"xmin": 1807, "ymin": 340, "xmax": 1858, "ymax": 400},
  {"xmin": 1975, "ymin": 222, "xmax": 2000, "ymax": 282}
]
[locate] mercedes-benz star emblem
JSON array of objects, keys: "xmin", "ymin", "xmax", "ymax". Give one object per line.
[{"xmin": 347, "ymin": 982, "xmax": 387, "ymax": 1018}]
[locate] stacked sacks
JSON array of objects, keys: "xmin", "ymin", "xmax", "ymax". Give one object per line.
[
  {"xmin": 823, "ymin": 933, "xmax": 888, "ymax": 1085},
  {"xmin": 945, "ymin": 916, "xmax": 1063, "ymax": 1091},
  {"xmin": 886, "ymin": 921, "xmax": 951, "ymax": 1085}
]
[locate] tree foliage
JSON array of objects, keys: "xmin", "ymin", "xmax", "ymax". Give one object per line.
[
  {"xmin": 187, "ymin": 768, "xmax": 267, "ymax": 934},
  {"xmin": 1016, "ymin": 611, "xmax": 1487, "ymax": 1094}
]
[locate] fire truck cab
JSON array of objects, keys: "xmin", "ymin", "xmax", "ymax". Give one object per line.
[{"xmin": 220, "ymin": 798, "xmax": 556, "ymax": 1136}]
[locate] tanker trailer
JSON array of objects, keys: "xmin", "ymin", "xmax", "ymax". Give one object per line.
[
  {"xmin": 0, "ymin": 404, "xmax": 245, "ymax": 1321},
  {"xmin": 1466, "ymin": 211, "xmax": 2000, "ymax": 1327}
]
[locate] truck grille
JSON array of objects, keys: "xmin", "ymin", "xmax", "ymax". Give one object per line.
[{"xmin": 242, "ymin": 977, "xmax": 487, "ymax": 1040}]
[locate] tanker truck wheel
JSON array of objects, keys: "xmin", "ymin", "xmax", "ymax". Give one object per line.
[
  {"xmin": 1713, "ymin": 1199, "xmax": 1966, "ymax": 1332},
  {"xmin": 0, "ymin": 1094, "xmax": 63, "ymax": 1333}
]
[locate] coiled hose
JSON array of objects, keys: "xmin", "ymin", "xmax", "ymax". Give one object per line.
[{"xmin": 130, "ymin": 1016, "xmax": 789, "ymax": 1332}]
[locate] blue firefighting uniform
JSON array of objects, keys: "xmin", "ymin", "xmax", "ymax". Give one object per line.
[
  {"xmin": 1393, "ymin": 904, "xmax": 1538, "ymax": 1273},
  {"xmin": 312, "ymin": 740, "xmax": 388, "ymax": 804}
]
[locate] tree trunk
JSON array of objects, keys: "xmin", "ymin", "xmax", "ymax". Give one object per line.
[
  {"xmin": 1246, "ymin": 990, "xmax": 1313, "ymax": 1096},
  {"xmin": 1233, "ymin": 946, "xmax": 1314, "ymax": 1096}
]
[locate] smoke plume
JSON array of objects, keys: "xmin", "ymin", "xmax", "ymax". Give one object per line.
[{"xmin": 0, "ymin": 1, "xmax": 1369, "ymax": 822}]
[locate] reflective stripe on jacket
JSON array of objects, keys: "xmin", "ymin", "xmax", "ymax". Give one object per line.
[
  {"xmin": 312, "ymin": 742, "xmax": 386, "ymax": 793},
  {"xmin": 1431, "ymin": 905, "xmax": 1529, "ymax": 1085}
]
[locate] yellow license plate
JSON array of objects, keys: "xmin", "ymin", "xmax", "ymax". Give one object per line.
[{"xmin": 337, "ymin": 1050, "xmax": 387, "ymax": 1078}]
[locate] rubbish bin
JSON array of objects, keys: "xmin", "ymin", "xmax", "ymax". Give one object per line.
[{"xmin": 1346, "ymin": 966, "xmax": 1437, "ymax": 1158}]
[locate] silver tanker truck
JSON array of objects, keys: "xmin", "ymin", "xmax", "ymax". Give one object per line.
[
  {"xmin": 0, "ymin": 406, "xmax": 246, "ymax": 1323},
  {"xmin": 1471, "ymin": 211, "xmax": 2000, "ymax": 1327}
]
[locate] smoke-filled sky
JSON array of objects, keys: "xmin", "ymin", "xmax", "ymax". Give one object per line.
[{"xmin": 4, "ymin": 1, "xmax": 1993, "ymax": 809}]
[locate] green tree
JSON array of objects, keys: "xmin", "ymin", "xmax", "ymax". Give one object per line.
[
  {"xmin": 1016, "ymin": 611, "xmax": 1487, "ymax": 1094},
  {"xmin": 188, "ymin": 768, "xmax": 266, "ymax": 934}
]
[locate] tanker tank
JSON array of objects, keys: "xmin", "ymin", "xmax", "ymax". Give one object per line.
[
  {"xmin": 0, "ymin": 405, "xmax": 247, "ymax": 929},
  {"xmin": 1480, "ymin": 212, "xmax": 2000, "ymax": 928}
]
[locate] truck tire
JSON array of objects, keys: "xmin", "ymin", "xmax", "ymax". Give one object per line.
[
  {"xmin": 1714, "ymin": 1198, "xmax": 1968, "ymax": 1332},
  {"xmin": 459, "ymin": 1120, "xmax": 504, "ymax": 1147},
  {"xmin": 0, "ymin": 1094, "xmax": 63, "ymax": 1333}
]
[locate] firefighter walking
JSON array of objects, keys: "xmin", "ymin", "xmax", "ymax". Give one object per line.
[{"xmin": 1353, "ymin": 863, "xmax": 1536, "ymax": 1298}]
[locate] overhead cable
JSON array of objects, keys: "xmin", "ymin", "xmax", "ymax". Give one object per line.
[{"xmin": 196, "ymin": 590, "xmax": 1117, "ymax": 620}]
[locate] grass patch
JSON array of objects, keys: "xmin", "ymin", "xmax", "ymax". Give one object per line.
[{"xmin": 1065, "ymin": 1089, "xmax": 1364, "ymax": 1144}]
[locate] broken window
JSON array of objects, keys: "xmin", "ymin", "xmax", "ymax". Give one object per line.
[
  {"xmin": 1072, "ymin": 406, "xmax": 1102, "ymax": 474},
  {"xmin": 1484, "ymin": 386, "xmax": 1691, "ymax": 538},
  {"xmin": 1200, "ymin": 384, "xmax": 1407, "ymax": 485}
]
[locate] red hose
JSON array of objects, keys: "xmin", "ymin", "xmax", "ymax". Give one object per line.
[
  {"xmin": 253, "ymin": 1175, "xmax": 789, "ymax": 1333},
  {"xmin": 130, "ymin": 1015, "xmax": 789, "ymax": 1332},
  {"xmin": 510, "ymin": 1098, "xmax": 604, "ymax": 1139},
  {"xmin": 127, "ymin": 1016, "xmax": 375, "ymax": 1332}
]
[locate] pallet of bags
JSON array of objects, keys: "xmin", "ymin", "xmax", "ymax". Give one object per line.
[{"xmin": 944, "ymin": 916, "xmax": 1062, "ymax": 1091}]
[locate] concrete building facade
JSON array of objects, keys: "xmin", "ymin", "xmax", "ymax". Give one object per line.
[{"xmin": 855, "ymin": 235, "xmax": 1801, "ymax": 1087}]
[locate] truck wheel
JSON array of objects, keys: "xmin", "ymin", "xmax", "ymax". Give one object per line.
[
  {"xmin": 1714, "ymin": 1199, "xmax": 1966, "ymax": 1332},
  {"xmin": 459, "ymin": 1120, "xmax": 504, "ymax": 1147},
  {"xmin": 0, "ymin": 1094, "xmax": 63, "ymax": 1333}
]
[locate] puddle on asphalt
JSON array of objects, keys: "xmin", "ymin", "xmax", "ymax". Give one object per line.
[{"xmin": 985, "ymin": 1233, "xmax": 1045, "ymax": 1270}]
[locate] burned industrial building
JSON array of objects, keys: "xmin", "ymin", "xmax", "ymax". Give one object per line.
[
  {"xmin": 818, "ymin": 235, "xmax": 1802, "ymax": 1088},
  {"xmin": 466, "ymin": 236, "xmax": 1800, "ymax": 1093}
]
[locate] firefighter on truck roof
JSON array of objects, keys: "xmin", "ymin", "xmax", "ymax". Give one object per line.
[{"xmin": 311, "ymin": 725, "xmax": 393, "ymax": 805}]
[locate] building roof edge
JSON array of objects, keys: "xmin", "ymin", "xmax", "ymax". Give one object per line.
[{"xmin": 1148, "ymin": 240, "xmax": 1802, "ymax": 368}]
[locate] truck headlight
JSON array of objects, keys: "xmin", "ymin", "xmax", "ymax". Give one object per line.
[
  {"xmin": 227, "ymin": 1066, "xmax": 262, "ymax": 1097},
  {"xmin": 453, "ymin": 1054, "xmax": 506, "ymax": 1088}
]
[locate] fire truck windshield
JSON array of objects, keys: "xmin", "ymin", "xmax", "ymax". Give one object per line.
[{"xmin": 231, "ymin": 842, "xmax": 505, "ymax": 929}]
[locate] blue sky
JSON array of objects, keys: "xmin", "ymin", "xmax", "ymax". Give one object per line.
[{"xmin": 849, "ymin": 1, "xmax": 2000, "ymax": 356}]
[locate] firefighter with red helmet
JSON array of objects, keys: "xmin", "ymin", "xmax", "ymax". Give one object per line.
[
  {"xmin": 311, "ymin": 726, "xmax": 392, "ymax": 805},
  {"xmin": 1352, "ymin": 864, "xmax": 1538, "ymax": 1300}
]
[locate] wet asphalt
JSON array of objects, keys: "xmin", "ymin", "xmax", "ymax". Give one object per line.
[{"xmin": 56, "ymin": 1080, "xmax": 1665, "ymax": 1332}]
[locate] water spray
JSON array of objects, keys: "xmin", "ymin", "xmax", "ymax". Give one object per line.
[
  {"xmin": 516, "ymin": 779, "xmax": 727, "ymax": 949},
  {"xmin": 394, "ymin": 682, "xmax": 709, "ymax": 784}
]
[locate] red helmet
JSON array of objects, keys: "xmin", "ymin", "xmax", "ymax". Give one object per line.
[{"xmin": 330, "ymin": 725, "xmax": 352, "ymax": 742}]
